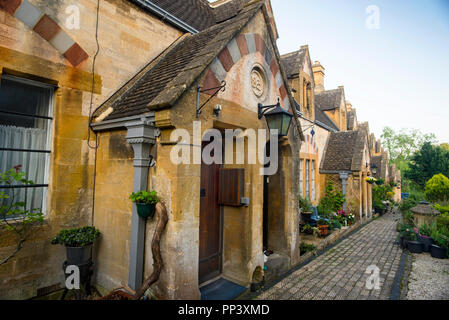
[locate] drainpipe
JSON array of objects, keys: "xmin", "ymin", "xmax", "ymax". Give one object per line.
[
  {"xmin": 126, "ymin": 118, "xmax": 157, "ymax": 291},
  {"xmin": 339, "ymin": 172, "xmax": 350, "ymax": 211}
]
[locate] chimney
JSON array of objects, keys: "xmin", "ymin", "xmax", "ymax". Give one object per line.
[
  {"xmin": 346, "ymin": 101, "xmax": 353, "ymax": 111},
  {"xmin": 312, "ymin": 61, "xmax": 325, "ymax": 92}
]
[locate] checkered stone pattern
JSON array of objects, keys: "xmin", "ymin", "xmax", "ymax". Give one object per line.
[
  {"xmin": 204, "ymin": 33, "xmax": 290, "ymax": 110},
  {"xmin": 255, "ymin": 214, "xmax": 402, "ymax": 300},
  {"xmin": 0, "ymin": 0, "xmax": 88, "ymax": 66}
]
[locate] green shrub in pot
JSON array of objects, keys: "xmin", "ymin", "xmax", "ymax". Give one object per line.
[
  {"xmin": 129, "ymin": 190, "xmax": 159, "ymax": 219},
  {"xmin": 51, "ymin": 226, "xmax": 101, "ymax": 265}
]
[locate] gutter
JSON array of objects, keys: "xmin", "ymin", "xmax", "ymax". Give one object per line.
[
  {"xmin": 91, "ymin": 113, "xmax": 155, "ymax": 131},
  {"xmin": 129, "ymin": 0, "xmax": 199, "ymax": 34},
  {"xmin": 315, "ymin": 120, "xmax": 338, "ymax": 133}
]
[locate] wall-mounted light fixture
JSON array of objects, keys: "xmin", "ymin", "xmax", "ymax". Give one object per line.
[{"xmin": 258, "ymin": 98, "xmax": 293, "ymax": 138}]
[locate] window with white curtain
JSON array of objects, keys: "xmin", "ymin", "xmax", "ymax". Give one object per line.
[
  {"xmin": 305, "ymin": 160, "xmax": 310, "ymax": 199},
  {"xmin": 299, "ymin": 159, "xmax": 303, "ymax": 197},
  {"xmin": 312, "ymin": 160, "xmax": 316, "ymax": 200},
  {"xmin": 0, "ymin": 75, "xmax": 54, "ymax": 216}
]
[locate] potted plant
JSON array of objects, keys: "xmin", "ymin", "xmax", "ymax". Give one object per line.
[
  {"xmin": 430, "ymin": 230, "xmax": 449, "ymax": 259},
  {"xmin": 418, "ymin": 223, "xmax": 434, "ymax": 252},
  {"xmin": 365, "ymin": 177, "xmax": 377, "ymax": 185},
  {"xmin": 51, "ymin": 226, "xmax": 101, "ymax": 265},
  {"xmin": 129, "ymin": 190, "xmax": 159, "ymax": 219},
  {"xmin": 301, "ymin": 224, "xmax": 313, "ymax": 235},
  {"xmin": 317, "ymin": 219, "xmax": 329, "ymax": 237},
  {"xmin": 406, "ymin": 230, "xmax": 423, "ymax": 254}
]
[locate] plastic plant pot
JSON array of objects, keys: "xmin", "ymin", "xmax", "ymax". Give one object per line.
[
  {"xmin": 66, "ymin": 244, "xmax": 92, "ymax": 266},
  {"xmin": 418, "ymin": 234, "xmax": 434, "ymax": 253},
  {"xmin": 407, "ymin": 241, "xmax": 423, "ymax": 254},
  {"xmin": 136, "ymin": 203, "xmax": 156, "ymax": 219},
  {"xmin": 429, "ymin": 244, "xmax": 448, "ymax": 259}
]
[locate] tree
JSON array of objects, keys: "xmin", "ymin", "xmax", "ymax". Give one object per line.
[
  {"xmin": 1, "ymin": 167, "xmax": 44, "ymax": 265},
  {"xmin": 381, "ymin": 127, "xmax": 437, "ymax": 169},
  {"xmin": 441, "ymin": 143, "xmax": 449, "ymax": 151},
  {"xmin": 406, "ymin": 142, "xmax": 449, "ymax": 188},
  {"xmin": 424, "ymin": 174, "xmax": 449, "ymax": 203}
]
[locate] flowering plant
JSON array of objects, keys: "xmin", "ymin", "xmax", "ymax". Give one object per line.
[{"xmin": 365, "ymin": 177, "xmax": 377, "ymax": 184}]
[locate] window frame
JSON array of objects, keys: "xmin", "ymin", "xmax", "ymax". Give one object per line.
[{"xmin": 0, "ymin": 74, "xmax": 55, "ymax": 215}]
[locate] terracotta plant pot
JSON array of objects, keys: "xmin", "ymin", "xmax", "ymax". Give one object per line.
[{"xmin": 318, "ymin": 225, "xmax": 329, "ymax": 237}]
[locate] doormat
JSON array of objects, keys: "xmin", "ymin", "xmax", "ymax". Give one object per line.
[{"xmin": 200, "ymin": 278, "xmax": 246, "ymax": 300}]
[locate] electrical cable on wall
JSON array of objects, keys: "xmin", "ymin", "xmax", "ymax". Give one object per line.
[
  {"xmin": 87, "ymin": 0, "xmax": 101, "ymax": 150},
  {"xmin": 87, "ymin": 0, "xmax": 101, "ymax": 226}
]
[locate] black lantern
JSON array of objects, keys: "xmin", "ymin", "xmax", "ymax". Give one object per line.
[
  {"xmin": 258, "ymin": 98, "xmax": 293, "ymax": 137},
  {"xmin": 371, "ymin": 164, "xmax": 378, "ymax": 175}
]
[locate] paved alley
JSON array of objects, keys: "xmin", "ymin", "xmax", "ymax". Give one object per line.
[{"xmin": 255, "ymin": 214, "xmax": 403, "ymax": 300}]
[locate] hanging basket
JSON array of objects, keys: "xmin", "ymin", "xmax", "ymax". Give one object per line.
[{"xmin": 136, "ymin": 203, "xmax": 156, "ymax": 219}]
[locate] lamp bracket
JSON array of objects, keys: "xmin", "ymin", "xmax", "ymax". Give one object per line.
[
  {"xmin": 196, "ymin": 81, "xmax": 226, "ymax": 118},
  {"xmin": 258, "ymin": 97, "xmax": 281, "ymax": 119}
]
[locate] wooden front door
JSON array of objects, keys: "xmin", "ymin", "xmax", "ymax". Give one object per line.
[{"xmin": 199, "ymin": 144, "xmax": 222, "ymax": 284}]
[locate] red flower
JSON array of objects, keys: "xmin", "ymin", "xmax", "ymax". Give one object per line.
[{"xmin": 13, "ymin": 165, "xmax": 22, "ymax": 173}]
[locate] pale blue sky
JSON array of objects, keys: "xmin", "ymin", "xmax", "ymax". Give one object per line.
[{"xmin": 270, "ymin": 0, "xmax": 449, "ymax": 143}]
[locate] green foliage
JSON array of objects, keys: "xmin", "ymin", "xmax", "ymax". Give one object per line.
[
  {"xmin": 399, "ymin": 198, "xmax": 418, "ymax": 214},
  {"xmin": 299, "ymin": 195, "xmax": 313, "ymax": 212},
  {"xmin": 406, "ymin": 143, "xmax": 449, "ymax": 188},
  {"xmin": 381, "ymin": 127, "xmax": 437, "ymax": 167},
  {"xmin": 317, "ymin": 181, "xmax": 345, "ymax": 216},
  {"xmin": 436, "ymin": 213, "xmax": 449, "ymax": 233},
  {"xmin": 418, "ymin": 222, "xmax": 434, "ymax": 237},
  {"xmin": 1, "ymin": 167, "xmax": 44, "ymax": 265},
  {"xmin": 424, "ymin": 174, "xmax": 449, "ymax": 203},
  {"xmin": 301, "ymin": 224, "xmax": 312, "ymax": 233},
  {"xmin": 435, "ymin": 204, "xmax": 449, "ymax": 214},
  {"xmin": 330, "ymin": 219, "xmax": 342, "ymax": 230},
  {"xmin": 51, "ymin": 226, "xmax": 101, "ymax": 247},
  {"xmin": 300, "ymin": 243, "xmax": 316, "ymax": 254},
  {"xmin": 373, "ymin": 184, "xmax": 394, "ymax": 212},
  {"xmin": 129, "ymin": 190, "xmax": 159, "ymax": 205},
  {"xmin": 431, "ymin": 229, "xmax": 449, "ymax": 249},
  {"xmin": 317, "ymin": 219, "xmax": 328, "ymax": 226}
]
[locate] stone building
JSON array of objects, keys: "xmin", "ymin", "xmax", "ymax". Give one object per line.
[{"xmin": 0, "ymin": 0, "xmax": 305, "ymax": 300}]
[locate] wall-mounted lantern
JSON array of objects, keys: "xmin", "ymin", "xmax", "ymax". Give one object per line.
[{"xmin": 258, "ymin": 98, "xmax": 293, "ymax": 137}]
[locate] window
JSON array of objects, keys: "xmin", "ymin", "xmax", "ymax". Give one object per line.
[
  {"xmin": 305, "ymin": 160, "xmax": 310, "ymax": 199},
  {"xmin": 299, "ymin": 159, "xmax": 303, "ymax": 196},
  {"xmin": 0, "ymin": 75, "xmax": 54, "ymax": 216},
  {"xmin": 311, "ymin": 160, "xmax": 316, "ymax": 200}
]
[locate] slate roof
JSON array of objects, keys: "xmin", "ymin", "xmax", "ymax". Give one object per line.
[
  {"xmin": 280, "ymin": 49, "xmax": 305, "ymax": 79},
  {"xmin": 315, "ymin": 88, "xmax": 343, "ymax": 111},
  {"xmin": 94, "ymin": 1, "xmax": 263, "ymax": 121},
  {"xmin": 315, "ymin": 105, "xmax": 339, "ymax": 131},
  {"xmin": 320, "ymin": 129, "xmax": 367, "ymax": 173},
  {"xmin": 133, "ymin": 0, "xmax": 249, "ymax": 32}
]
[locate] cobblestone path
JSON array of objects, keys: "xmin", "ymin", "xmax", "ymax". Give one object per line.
[{"xmin": 255, "ymin": 214, "xmax": 403, "ymax": 300}]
